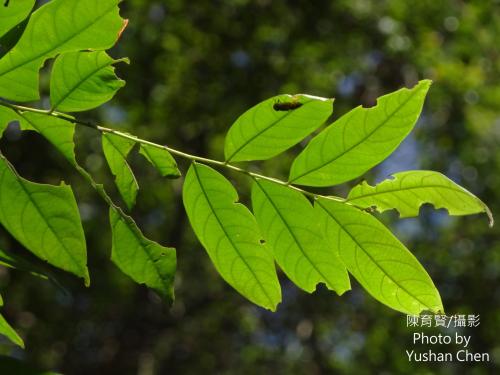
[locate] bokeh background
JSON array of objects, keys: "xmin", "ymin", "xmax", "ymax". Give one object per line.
[{"xmin": 0, "ymin": 0, "xmax": 499, "ymax": 374}]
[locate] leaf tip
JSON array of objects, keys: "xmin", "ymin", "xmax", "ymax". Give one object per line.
[{"xmin": 117, "ymin": 19, "xmax": 129, "ymax": 41}]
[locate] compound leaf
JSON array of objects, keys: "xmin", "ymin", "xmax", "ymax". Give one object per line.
[
  {"xmin": 102, "ymin": 133, "xmax": 138, "ymax": 210},
  {"xmin": 289, "ymin": 80, "xmax": 431, "ymax": 186},
  {"xmin": 251, "ymin": 179, "xmax": 350, "ymax": 294},
  {"xmin": 0, "ymin": 0, "xmax": 35, "ymax": 38},
  {"xmin": 139, "ymin": 144, "xmax": 180, "ymax": 178},
  {"xmin": 347, "ymin": 170, "xmax": 493, "ymax": 226},
  {"xmin": 0, "ymin": 153, "xmax": 89, "ymax": 285},
  {"xmin": 0, "ymin": 312, "xmax": 24, "ymax": 348},
  {"xmin": 183, "ymin": 163, "xmax": 281, "ymax": 311},
  {"xmin": 0, "ymin": 0, "xmax": 126, "ymax": 102},
  {"xmin": 50, "ymin": 51, "xmax": 128, "ymax": 112},
  {"xmin": 224, "ymin": 94, "xmax": 333, "ymax": 162},
  {"xmin": 110, "ymin": 208, "xmax": 176, "ymax": 303},
  {"xmin": 316, "ymin": 198, "xmax": 443, "ymax": 315}
]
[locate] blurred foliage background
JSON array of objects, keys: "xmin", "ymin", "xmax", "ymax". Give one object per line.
[{"xmin": 0, "ymin": 0, "xmax": 499, "ymax": 374}]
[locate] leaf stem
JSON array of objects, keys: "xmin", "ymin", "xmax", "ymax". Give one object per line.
[{"xmin": 0, "ymin": 100, "xmax": 346, "ymax": 203}]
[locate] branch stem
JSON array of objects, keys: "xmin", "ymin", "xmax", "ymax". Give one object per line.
[{"xmin": 0, "ymin": 99, "xmax": 345, "ymax": 203}]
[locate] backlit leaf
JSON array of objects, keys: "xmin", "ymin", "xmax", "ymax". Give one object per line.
[
  {"xmin": 0, "ymin": 106, "xmax": 19, "ymax": 136},
  {"xmin": 0, "ymin": 0, "xmax": 126, "ymax": 102},
  {"xmin": 16, "ymin": 111, "xmax": 175, "ymax": 300},
  {"xmin": 110, "ymin": 208, "xmax": 176, "ymax": 303},
  {"xmin": 0, "ymin": 312, "xmax": 24, "ymax": 348},
  {"xmin": 50, "ymin": 51, "xmax": 128, "ymax": 112},
  {"xmin": 19, "ymin": 112, "xmax": 77, "ymax": 164},
  {"xmin": 183, "ymin": 163, "xmax": 281, "ymax": 311},
  {"xmin": 0, "ymin": 0, "xmax": 35, "ymax": 38},
  {"xmin": 316, "ymin": 198, "xmax": 443, "ymax": 315},
  {"xmin": 0, "ymin": 153, "xmax": 89, "ymax": 285},
  {"xmin": 289, "ymin": 80, "xmax": 431, "ymax": 186},
  {"xmin": 224, "ymin": 94, "xmax": 333, "ymax": 162},
  {"xmin": 347, "ymin": 170, "xmax": 493, "ymax": 226},
  {"xmin": 102, "ymin": 133, "xmax": 138, "ymax": 210},
  {"xmin": 251, "ymin": 179, "xmax": 350, "ymax": 294},
  {"xmin": 139, "ymin": 144, "xmax": 181, "ymax": 178}
]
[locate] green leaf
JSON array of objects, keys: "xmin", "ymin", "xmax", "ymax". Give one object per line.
[
  {"xmin": 0, "ymin": 0, "xmax": 35, "ymax": 38},
  {"xmin": 0, "ymin": 0, "xmax": 126, "ymax": 102},
  {"xmin": 0, "ymin": 313, "xmax": 24, "ymax": 348},
  {"xmin": 50, "ymin": 51, "xmax": 128, "ymax": 112},
  {"xmin": 289, "ymin": 80, "xmax": 432, "ymax": 186},
  {"xmin": 347, "ymin": 170, "xmax": 494, "ymax": 226},
  {"xmin": 251, "ymin": 179, "xmax": 350, "ymax": 294},
  {"xmin": 18, "ymin": 112, "xmax": 77, "ymax": 164},
  {"xmin": 316, "ymin": 198, "xmax": 443, "ymax": 315},
  {"xmin": 139, "ymin": 144, "xmax": 181, "ymax": 178},
  {"xmin": 16, "ymin": 111, "xmax": 176, "ymax": 300},
  {"xmin": 224, "ymin": 94, "xmax": 333, "ymax": 162},
  {"xmin": 110, "ymin": 208, "xmax": 176, "ymax": 303},
  {"xmin": 0, "ymin": 106, "xmax": 19, "ymax": 136},
  {"xmin": 0, "ymin": 153, "xmax": 89, "ymax": 285},
  {"xmin": 183, "ymin": 163, "xmax": 281, "ymax": 311},
  {"xmin": 102, "ymin": 133, "xmax": 138, "ymax": 210}
]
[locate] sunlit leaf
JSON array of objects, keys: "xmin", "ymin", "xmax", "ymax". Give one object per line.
[
  {"xmin": 347, "ymin": 170, "xmax": 493, "ymax": 226},
  {"xmin": 0, "ymin": 0, "xmax": 35, "ymax": 38},
  {"xmin": 316, "ymin": 198, "xmax": 443, "ymax": 315},
  {"xmin": 17, "ymin": 110, "xmax": 176, "ymax": 300},
  {"xmin": 0, "ymin": 313, "xmax": 24, "ymax": 348},
  {"xmin": 102, "ymin": 133, "xmax": 138, "ymax": 210},
  {"xmin": 0, "ymin": 153, "xmax": 89, "ymax": 285},
  {"xmin": 251, "ymin": 179, "xmax": 350, "ymax": 294},
  {"xmin": 0, "ymin": 106, "xmax": 19, "ymax": 136},
  {"xmin": 19, "ymin": 112, "xmax": 77, "ymax": 164},
  {"xmin": 289, "ymin": 80, "xmax": 431, "ymax": 186},
  {"xmin": 183, "ymin": 163, "xmax": 281, "ymax": 311},
  {"xmin": 224, "ymin": 94, "xmax": 333, "ymax": 162},
  {"xmin": 50, "ymin": 51, "xmax": 128, "ymax": 112},
  {"xmin": 110, "ymin": 208, "xmax": 176, "ymax": 303},
  {"xmin": 0, "ymin": 0, "xmax": 126, "ymax": 101},
  {"xmin": 139, "ymin": 144, "xmax": 181, "ymax": 178}
]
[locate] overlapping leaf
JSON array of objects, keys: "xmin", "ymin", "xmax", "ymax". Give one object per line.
[
  {"xmin": 139, "ymin": 144, "xmax": 180, "ymax": 178},
  {"xmin": 347, "ymin": 170, "xmax": 493, "ymax": 226},
  {"xmin": 0, "ymin": 0, "xmax": 35, "ymax": 38},
  {"xmin": 183, "ymin": 163, "xmax": 281, "ymax": 311},
  {"xmin": 102, "ymin": 133, "xmax": 138, "ymax": 210},
  {"xmin": 224, "ymin": 94, "xmax": 333, "ymax": 162},
  {"xmin": 251, "ymin": 179, "xmax": 350, "ymax": 294},
  {"xmin": 289, "ymin": 80, "xmax": 431, "ymax": 186},
  {"xmin": 316, "ymin": 198, "xmax": 443, "ymax": 315},
  {"xmin": 50, "ymin": 51, "xmax": 128, "ymax": 112},
  {"xmin": 0, "ymin": 0, "xmax": 126, "ymax": 102},
  {"xmin": 16, "ymin": 111, "xmax": 177, "ymax": 300},
  {"xmin": 0, "ymin": 153, "xmax": 89, "ymax": 284},
  {"xmin": 110, "ymin": 209, "xmax": 176, "ymax": 303}
]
